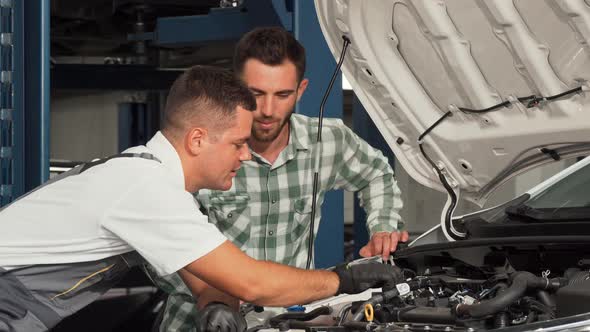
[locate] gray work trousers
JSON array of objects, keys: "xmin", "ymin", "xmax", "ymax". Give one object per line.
[{"xmin": 0, "ymin": 251, "xmax": 144, "ymax": 332}]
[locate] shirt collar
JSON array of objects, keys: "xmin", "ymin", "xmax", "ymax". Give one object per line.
[
  {"xmin": 289, "ymin": 114, "xmax": 311, "ymax": 151},
  {"xmin": 145, "ymin": 131, "xmax": 186, "ymax": 188}
]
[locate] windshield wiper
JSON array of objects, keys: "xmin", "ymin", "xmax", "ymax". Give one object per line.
[{"xmin": 505, "ymin": 204, "xmax": 590, "ymax": 222}]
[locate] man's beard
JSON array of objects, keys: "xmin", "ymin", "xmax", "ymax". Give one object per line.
[{"xmin": 252, "ymin": 113, "xmax": 291, "ymax": 142}]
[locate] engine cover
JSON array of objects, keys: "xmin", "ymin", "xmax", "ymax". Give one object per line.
[{"xmin": 556, "ymin": 275, "xmax": 590, "ymax": 318}]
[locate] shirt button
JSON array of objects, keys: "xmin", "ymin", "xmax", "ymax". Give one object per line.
[
  {"xmin": 268, "ymin": 231, "xmax": 274, "ymax": 236},
  {"xmin": 271, "ymin": 199, "xmax": 276, "ymax": 204}
]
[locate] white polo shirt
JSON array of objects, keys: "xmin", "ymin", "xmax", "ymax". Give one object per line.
[{"xmin": 0, "ymin": 131, "xmax": 227, "ymax": 276}]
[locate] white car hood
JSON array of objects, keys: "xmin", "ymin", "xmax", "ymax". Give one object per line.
[{"xmin": 315, "ymin": 0, "xmax": 590, "ymax": 205}]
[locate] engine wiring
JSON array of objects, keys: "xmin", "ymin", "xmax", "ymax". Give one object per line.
[
  {"xmin": 457, "ymin": 95, "xmax": 533, "ymax": 113},
  {"xmin": 418, "ymin": 111, "xmax": 465, "ymax": 240},
  {"xmin": 456, "ymin": 86, "xmax": 583, "ymax": 114},
  {"xmin": 418, "ymin": 85, "xmax": 586, "ymax": 240}
]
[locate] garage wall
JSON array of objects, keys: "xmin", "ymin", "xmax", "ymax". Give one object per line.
[{"xmin": 50, "ymin": 91, "xmax": 125, "ymax": 161}]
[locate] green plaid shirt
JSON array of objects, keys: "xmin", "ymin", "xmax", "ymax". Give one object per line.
[{"xmin": 154, "ymin": 114, "xmax": 403, "ymax": 331}]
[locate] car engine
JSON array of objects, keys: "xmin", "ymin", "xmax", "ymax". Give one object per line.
[{"xmin": 252, "ymin": 238, "xmax": 590, "ymax": 332}]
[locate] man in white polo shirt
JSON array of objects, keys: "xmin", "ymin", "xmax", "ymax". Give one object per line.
[{"xmin": 0, "ymin": 65, "xmax": 402, "ymax": 332}]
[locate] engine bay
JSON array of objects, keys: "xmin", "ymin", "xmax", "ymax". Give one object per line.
[{"xmin": 251, "ymin": 237, "xmax": 590, "ymax": 332}]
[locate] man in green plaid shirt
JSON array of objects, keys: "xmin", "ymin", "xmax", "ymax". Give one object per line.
[{"xmin": 155, "ymin": 27, "xmax": 407, "ymax": 331}]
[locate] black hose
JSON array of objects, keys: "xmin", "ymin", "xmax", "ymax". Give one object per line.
[
  {"xmin": 351, "ymin": 278, "xmax": 442, "ymax": 322},
  {"xmin": 526, "ymin": 311, "xmax": 537, "ymax": 324},
  {"xmin": 269, "ymin": 306, "xmax": 332, "ymax": 328},
  {"xmin": 537, "ymin": 290, "xmax": 555, "ymax": 311},
  {"xmin": 522, "ymin": 297, "xmax": 555, "ymax": 318},
  {"xmin": 342, "ymin": 321, "xmax": 371, "ymax": 330},
  {"xmin": 337, "ymin": 303, "xmax": 353, "ymax": 326},
  {"xmin": 246, "ymin": 326, "xmax": 266, "ymax": 332},
  {"xmin": 351, "ymin": 288, "xmax": 400, "ymax": 321},
  {"xmin": 494, "ymin": 311, "xmax": 509, "ymax": 328},
  {"xmin": 456, "ymin": 272, "xmax": 567, "ymax": 318},
  {"xmin": 395, "ymin": 307, "xmax": 456, "ymax": 325}
]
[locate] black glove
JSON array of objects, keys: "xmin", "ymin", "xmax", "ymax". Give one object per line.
[
  {"xmin": 333, "ymin": 262, "xmax": 404, "ymax": 295},
  {"xmin": 196, "ymin": 302, "xmax": 247, "ymax": 332}
]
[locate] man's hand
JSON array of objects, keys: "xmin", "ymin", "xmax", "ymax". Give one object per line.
[
  {"xmin": 359, "ymin": 231, "xmax": 409, "ymax": 260},
  {"xmin": 333, "ymin": 262, "xmax": 404, "ymax": 295},
  {"xmin": 196, "ymin": 302, "xmax": 247, "ymax": 332}
]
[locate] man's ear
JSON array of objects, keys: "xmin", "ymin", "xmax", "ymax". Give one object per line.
[
  {"xmin": 185, "ymin": 127, "xmax": 208, "ymax": 156},
  {"xmin": 296, "ymin": 78, "xmax": 309, "ymax": 102}
]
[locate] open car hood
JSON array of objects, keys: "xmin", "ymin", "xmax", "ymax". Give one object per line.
[{"xmin": 314, "ymin": 0, "xmax": 590, "ymax": 205}]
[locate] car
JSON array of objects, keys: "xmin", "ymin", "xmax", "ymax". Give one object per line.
[{"xmin": 245, "ymin": 1, "xmax": 590, "ymax": 331}]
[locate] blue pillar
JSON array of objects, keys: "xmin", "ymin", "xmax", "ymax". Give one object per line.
[
  {"xmin": 0, "ymin": 0, "xmax": 20, "ymax": 205},
  {"xmin": 352, "ymin": 94, "xmax": 396, "ymax": 258},
  {"xmin": 0, "ymin": 0, "xmax": 48, "ymax": 203},
  {"xmin": 9, "ymin": 0, "xmax": 50, "ymax": 202},
  {"xmin": 293, "ymin": 0, "xmax": 344, "ymax": 268},
  {"xmin": 22, "ymin": 0, "xmax": 50, "ymax": 191}
]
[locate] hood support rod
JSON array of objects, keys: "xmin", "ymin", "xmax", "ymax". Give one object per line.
[{"xmin": 306, "ymin": 35, "xmax": 351, "ymax": 269}]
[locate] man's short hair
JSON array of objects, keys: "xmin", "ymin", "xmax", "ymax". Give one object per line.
[
  {"xmin": 234, "ymin": 27, "xmax": 306, "ymax": 82},
  {"xmin": 162, "ymin": 65, "xmax": 256, "ymax": 140}
]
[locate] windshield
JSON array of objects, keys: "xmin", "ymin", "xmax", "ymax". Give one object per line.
[
  {"xmin": 500, "ymin": 158, "xmax": 590, "ymax": 222},
  {"xmin": 525, "ymin": 160, "xmax": 590, "ymax": 210},
  {"xmin": 459, "ymin": 158, "xmax": 590, "ymax": 227}
]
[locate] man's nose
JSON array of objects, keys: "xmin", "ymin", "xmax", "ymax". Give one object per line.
[{"xmin": 259, "ymin": 95, "xmax": 274, "ymax": 117}]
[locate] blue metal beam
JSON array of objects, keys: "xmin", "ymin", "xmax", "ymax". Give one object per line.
[
  {"xmin": 22, "ymin": 0, "xmax": 50, "ymax": 191},
  {"xmin": 293, "ymin": 0, "xmax": 344, "ymax": 268},
  {"xmin": 1, "ymin": 0, "xmax": 21, "ymax": 205},
  {"xmin": 2, "ymin": 0, "xmax": 50, "ymax": 205},
  {"xmin": 138, "ymin": 0, "xmax": 293, "ymax": 47}
]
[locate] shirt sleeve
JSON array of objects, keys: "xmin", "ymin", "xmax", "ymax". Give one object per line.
[
  {"xmin": 329, "ymin": 121, "xmax": 404, "ymax": 235},
  {"xmin": 101, "ymin": 173, "xmax": 227, "ymax": 276}
]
